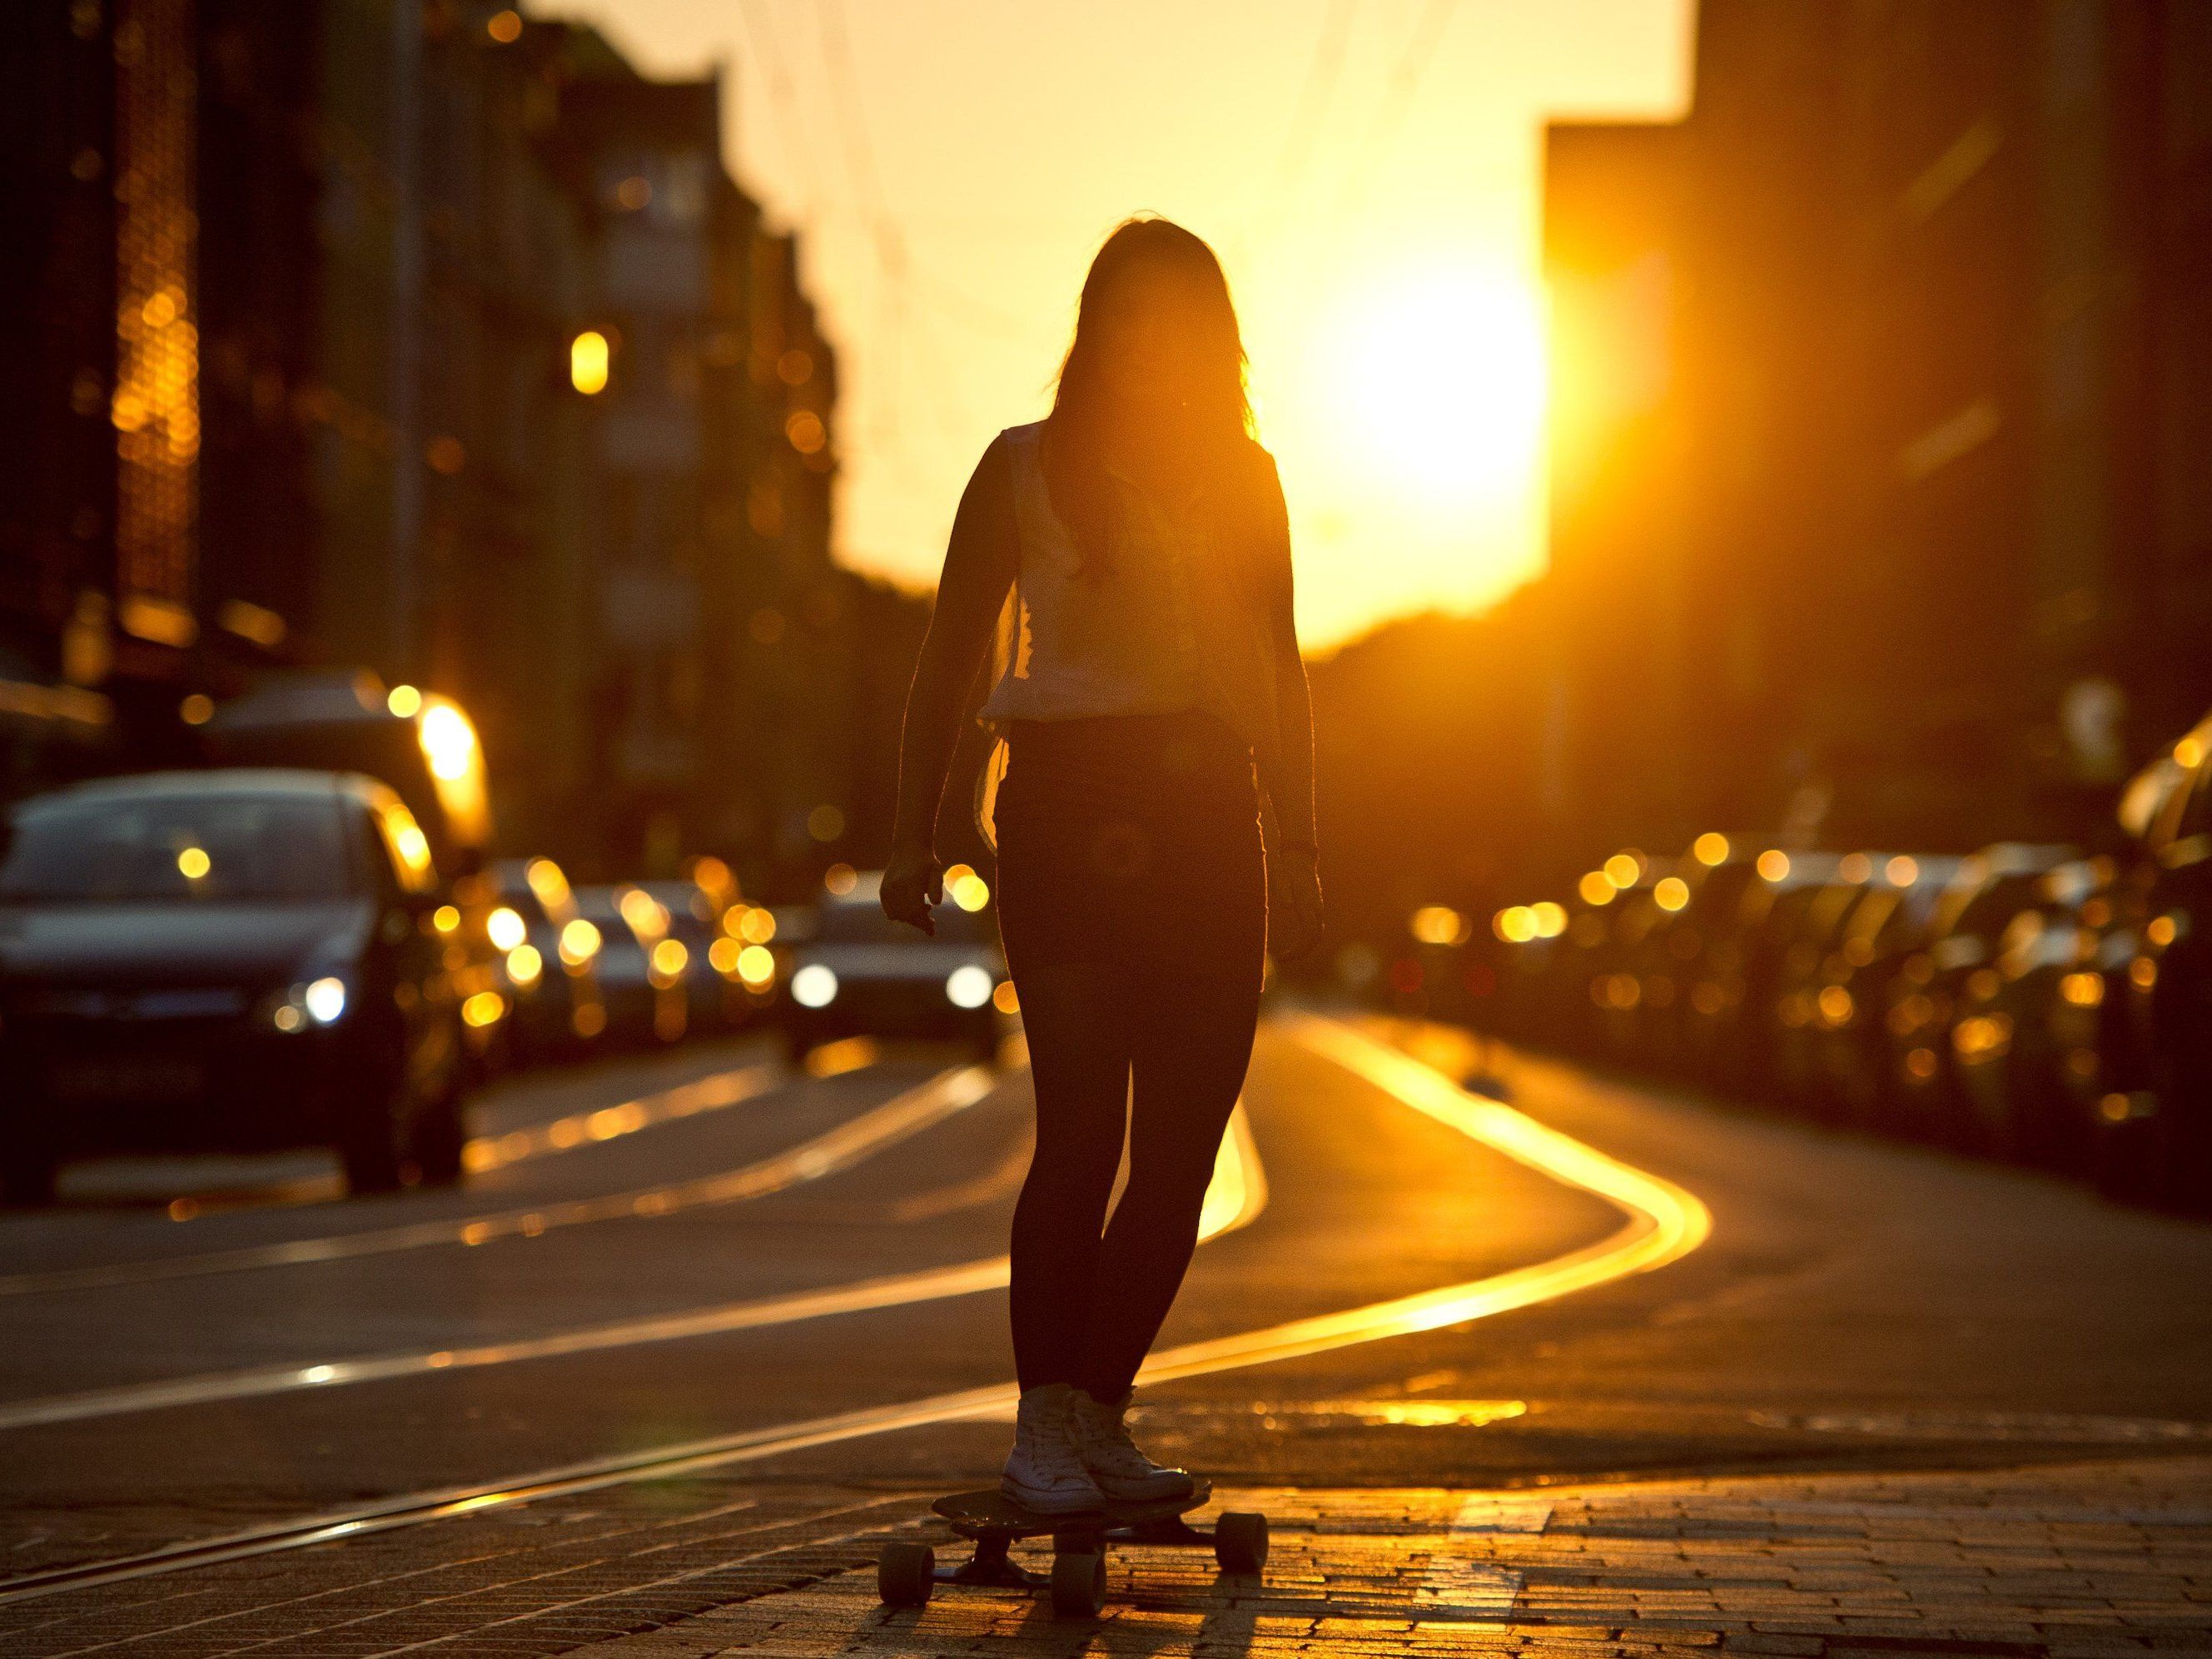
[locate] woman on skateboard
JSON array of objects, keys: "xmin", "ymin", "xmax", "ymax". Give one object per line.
[{"xmin": 882, "ymin": 216, "xmax": 1324, "ymax": 1514}]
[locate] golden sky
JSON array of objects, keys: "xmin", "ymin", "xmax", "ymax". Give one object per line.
[{"xmin": 552, "ymin": 0, "xmax": 1692, "ymax": 649}]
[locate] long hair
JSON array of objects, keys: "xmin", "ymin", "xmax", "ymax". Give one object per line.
[{"xmin": 1042, "ymin": 216, "xmax": 1270, "ymax": 580}]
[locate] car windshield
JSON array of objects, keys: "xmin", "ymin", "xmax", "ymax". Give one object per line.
[
  {"xmin": 0, "ymin": 792, "xmax": 353, "ymax": 903},
  {"xmin": 818, "ymin": 898, "xmax": 998, "ymax": 947}
]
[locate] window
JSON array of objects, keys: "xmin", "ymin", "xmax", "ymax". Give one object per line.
[{"xmin": 0, "ymin": 792, "xmax": 352, "ymax": 903}]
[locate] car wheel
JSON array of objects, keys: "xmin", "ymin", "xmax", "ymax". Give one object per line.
[{"xmin": 337, "ymin": 1075, "xmax": 405, "ymax": 1196}]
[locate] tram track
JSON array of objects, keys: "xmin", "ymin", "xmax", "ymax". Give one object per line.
[
  {"xmin": 0, "ymin": 1017, "xmax": 1708, "ymax": 1608},
  {"xmin": 0, "ymin": 1103, "xmax": 1260, "ymax": 1431},
  {"xmin": 0, "ymin": 1061, "xmax": 989, "ymax": 1299}
]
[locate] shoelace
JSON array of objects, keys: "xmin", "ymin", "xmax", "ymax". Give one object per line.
[
  {"xmin": 1021, "ymin": 1418, "xmax": 1093, "ymax": 1483},
  {"xmin": 1076, "ymin": 1404, "xmax": 1154, "ymax": 1471}
]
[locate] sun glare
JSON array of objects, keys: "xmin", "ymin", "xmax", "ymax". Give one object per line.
[{"xmin": 1313, "ymin": 265, "xmax": 1547, "ymax": 514}]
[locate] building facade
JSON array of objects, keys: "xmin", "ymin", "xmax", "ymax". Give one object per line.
[
  {"xmin": 2, "ymin": 0, "xmax": 852, "ymax": 887},
  {"xmin": 1538, "ymin": 0, "xmax": 2212, "ymax": 869}
]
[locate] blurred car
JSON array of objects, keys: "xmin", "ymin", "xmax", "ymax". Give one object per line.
[
  {"xmin": 1632, "ymin": 836, "xmax": 1769, "ymax": 1080},
  {"xmin": 674, "ymin": 855, "xmax": 778, "ymax": 1022},
  {"xmin": 202, "ymin": 669, "xmax": 490, "ymax": 880},
  {"xmin": 1878, "ymin": 843, "xmax": 2078, "ymax": 1148},
  {"xmin": 0, "ymin": 770, "xmax": 480, "ymax": 1203},
  {"xmin": 1943, "ymin": 856, "xmax": 2114, "ymax": 1165},
  {"xmin": 481, "ymin": 857, "xmax": 608, "ymax": 1060},
  {"xmin": 636, "ymin": 872, "xmax": 748, "ymax": 1033},
  {"xmin": 1769, "ymin": 856, "xmax": 1889, "ymax": 1117},
  {"xmin": 1397, "ymin": 903, "xmax": 1482, "ymax": 1027},
  {"xmin": 1487, "ymin": 895, "xmax": 1579, "ymax": 1051},
  {"xmin": 571, "ymin": 884, "xmax": 693, "ymax": 1046},
  {"xmin": 1799, "ymin": 852, "xmax": 1963, "ymax": 1131},
  {"xmin": 2094, "ymin": 713, "xmax": 2212, "ymax": 1207},
  {"xmin": 2044, "ymin": 878, "xmax": 2155, "ymax": 1195},
  {"xmin": 777, "ymin": 868, "xmax": 1009, "ymax": 1063},
  {"xmin": 1681, "ymin": 849, "xmax": 1839, "ymax": 1103}
]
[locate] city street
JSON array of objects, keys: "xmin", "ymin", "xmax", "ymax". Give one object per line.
[
  {"xmin": 11, "ymin": 0, "xmax": 2212, "ymax": 1653},
  {"xmin": 2, "ymin": 1013, "xmax": 2208, "ymax": 1654}
]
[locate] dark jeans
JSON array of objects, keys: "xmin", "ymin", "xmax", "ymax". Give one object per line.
[{"xmin": 992, "ymin": 709, "xmax": 1267, "ymax": 1398}]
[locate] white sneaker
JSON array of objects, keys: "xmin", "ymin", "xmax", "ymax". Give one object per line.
[
  {"xmin": 1068, "ymin": 1388, "xmax": 1195, "ymax": 1501},
  {"xmin": 1000, "ymin": 1383, "xmax": 1106, "ymax": 1514}
]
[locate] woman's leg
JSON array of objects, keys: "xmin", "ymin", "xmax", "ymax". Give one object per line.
[
  {"xmin": 1073, "ymin": 965, "xmax": 1262, "ymax": 1401},
  {"xmin": 1007, "ymin": 959, "xmax": 1135, "ymax": 1393}
]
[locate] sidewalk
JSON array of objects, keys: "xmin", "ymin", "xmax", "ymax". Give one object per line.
[{"xmin": 581, "ymin": 1456, "xmax": 2212, "ymax": 1658}]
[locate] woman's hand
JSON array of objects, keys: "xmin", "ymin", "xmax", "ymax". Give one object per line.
[
  {"xmin": 1270, "ymin": 846, "xmax": 1325, "ymax": 963},
  {"xmin": 881, "ymin": 841, "xmax": 944, "ymax": 936}
]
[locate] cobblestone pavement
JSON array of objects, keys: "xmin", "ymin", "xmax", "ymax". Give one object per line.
[{"xmin": 575, "ymin": 1458, "xmax": 2212, "ymax": 1659}]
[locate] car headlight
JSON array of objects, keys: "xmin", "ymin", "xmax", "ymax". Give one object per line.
[
  {"xmin": 264, "ymin": 974, "xmax": 349, "ymax": 1032},
  {"xmin": 790, "ymin": 964, "xmax": 838, "ymax": 1008},
  {"xmin": 304, "ymin": 976, "xmax": 348, "ymax": 1025},
  {"xmin": 945, "ymin": 965, "xmax": 994, "ymax": 1009}
]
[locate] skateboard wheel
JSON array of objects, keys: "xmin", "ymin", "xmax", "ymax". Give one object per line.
[
  {"xmin": 1214, "ymin": 1510, "xmax": 1269, "ymax": 1573},
  {"xmin": 877, "ymin": 1540, "xmax": 935, "ymax": 1606},
  {"xmin": 1050, "ymin": 1550, "xmax": 1106, "ymax": 1617}
]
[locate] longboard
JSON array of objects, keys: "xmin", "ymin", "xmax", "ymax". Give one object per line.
[
  {"xmin": 934, "ymin": 1478, "xmax": 1213, "ymax": 1539},
  {"xmin": 878, "ymin": 1478, "xmax": 1268, "ymax": 1617}
]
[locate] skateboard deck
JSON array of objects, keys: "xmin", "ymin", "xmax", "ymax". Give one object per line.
[
  {"xmin": 882, "ymin": 1479, "xmax": 1266, "ymax": 1615},
  {"xmin": 932, "ymin": 1479, "xmax": 1212, "ymax": 1539}
]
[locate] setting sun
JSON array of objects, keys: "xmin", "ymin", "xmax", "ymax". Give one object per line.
[{"xmin": 1312, "ymin": 265, "xmax": 1547, "ymax": 515}]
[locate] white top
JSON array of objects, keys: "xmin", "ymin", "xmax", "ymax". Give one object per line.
[{"xmin": 977, "ymin": 420, "xmax": 1230, "ymax": 727}]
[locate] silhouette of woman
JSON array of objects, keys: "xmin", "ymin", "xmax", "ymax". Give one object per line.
[{"xmin": 882, "ymin": 216, "xmax": 1323, "ymax": 1512}]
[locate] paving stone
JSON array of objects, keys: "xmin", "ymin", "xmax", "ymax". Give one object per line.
[{"xmin": 12, "ymin": 1460, "xmax": 2212, "ymax": 1656}]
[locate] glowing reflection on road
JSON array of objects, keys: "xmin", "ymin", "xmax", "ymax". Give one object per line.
[
  {"xmin": 0, "ymin": 1094, "xmax": 1260, "ymax": 1433},
  {"xmin": 0, "ymin": 1018, "xmax": 1709, "ymax": 1606}
]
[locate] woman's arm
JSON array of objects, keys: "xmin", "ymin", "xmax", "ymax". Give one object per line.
[
  {"xmin": 1262, "ymin": 457, "xmax": 1317, "ymax": 854},
  {"xmin": 1260, "ymin": 454, "xmax": 1325, "ymax": 957},
  {"xmin": 882, "ymin": 435, "xmax": 1019, "ymax": 931}
]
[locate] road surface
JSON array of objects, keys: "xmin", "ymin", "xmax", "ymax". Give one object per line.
[{"xmin": 2, "ymin": 1010, "xmax": 2208, "ymax": 1652}]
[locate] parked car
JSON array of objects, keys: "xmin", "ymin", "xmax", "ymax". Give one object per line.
[
  {"xmin": 1583, "ymin": 855, "xmax": 1678, "ymax": 1066},
  {"xmin": 202, "ymin": 669, "xmax": 490, "ymax": 879},
  {"xmin": 482, "ymin": 857, "xmax": 607, "ymax": 1060},
  {"xmin": 1797, "ymin": 852, "xmax": 1963, "ymax": 1132},
  {"xmin": 1879, "ymin": 843, "xmax": 2077, "ymax": 1149},
  {"xmin": 1683, "ymin": 850, "xmax": 1840, "ymax": 1104},
  {"xmin": 636, "ymin": 875, "xmax": 747, "ymax": 1033},
  {"xmin": 2096, "ymin": 713, "xmax": 2212, "ymax": 1207},
  {"xmin": 1636, "ymin": 839, "xmax": 1769, "ymax": 1080},
  {"xmin": 1944, "ymin": 857, "xmax": 2113, "ymax": 1165},
  {"xmin": 0, "ymin": 770, "xmax": 480, "ymax": 1202},
  {"xmin": 777, "ymin": 868, "xmax": 1009, "ymax": 1063},
  {"xmin": 571, "ymin": 883, "xmax": 691, "ymax": 1046},
  {"xmin": 1769, "ymin": 856, "xmax": 1889, "ymax": 1118}
]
